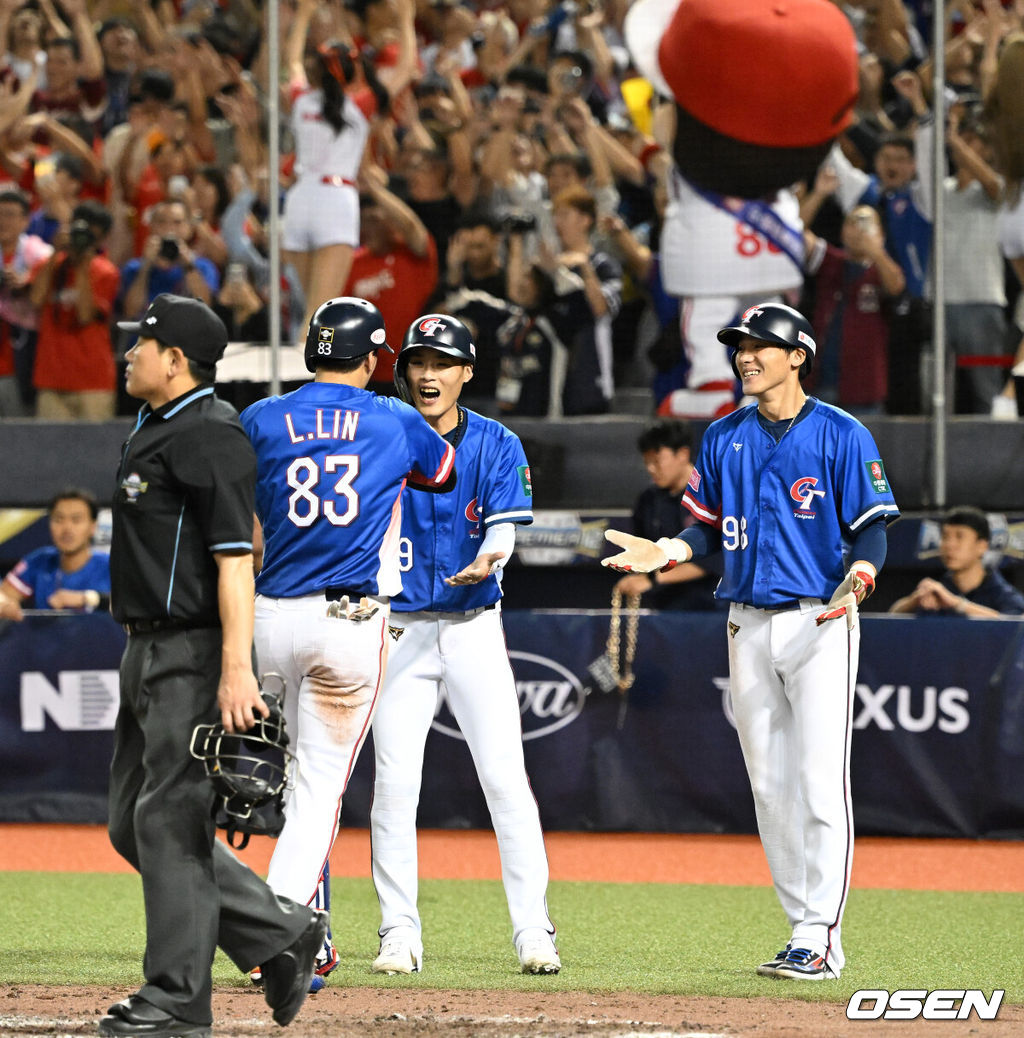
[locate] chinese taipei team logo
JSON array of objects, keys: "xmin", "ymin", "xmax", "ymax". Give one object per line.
[{"xmin": 790, "ymin": 476, "xmax": 825, "ymax": 517}]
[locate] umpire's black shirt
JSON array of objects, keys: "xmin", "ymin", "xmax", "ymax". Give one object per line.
[{"xmin": 111, "ymin": 384, "xmax": 256, "ymax": 626}]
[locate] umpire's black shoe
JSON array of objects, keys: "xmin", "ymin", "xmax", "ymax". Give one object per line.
[
  {"xmin": 262, "ymin": 910, "xmax": 330, "ymax": 1026},
  {"xmin": 99, "ymin": 995, "xmax": 211, "ymax": 1037}
]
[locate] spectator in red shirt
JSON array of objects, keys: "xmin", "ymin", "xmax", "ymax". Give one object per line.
[
  {"xmin": 29, "ymin": 200, "xmax": 119, "ymax": 419},
  {"xmin": 343, "ymin": 160, "xmax": 437, "ymax": 391},
  {"xmin": 0, "ymin": 186, "xmax": 51, "ymax": 415},
  {"xmin": 802, "ymin": 187, "xmax": 906, "ymax": 416},
  {"xmin": 29, "ymin": 0, "xmax": 106, "ymax": 128}
]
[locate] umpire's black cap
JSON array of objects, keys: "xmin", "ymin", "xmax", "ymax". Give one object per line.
[{"xmin": 117, "ymin": 294, "xmax": 228, "ymax": 367}]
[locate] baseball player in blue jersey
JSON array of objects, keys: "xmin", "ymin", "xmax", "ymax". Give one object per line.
[
  {"xmin": 604, "ymin": 302, "xmax": 899, "ymax": 981},
  {"xmin": 368, "ymin": 313, "xmax": 559, "ymax": 976},
  {"xmin": 240, "ymin": 297, "xmax": 456, "ymax": 990},
  {"xmin": 0, "ymin": 487, "xmax": 110, "ymax": 620}
]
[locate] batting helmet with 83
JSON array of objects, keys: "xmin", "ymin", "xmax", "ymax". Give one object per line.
[
  {"xmin": 304, "ymin": 296, "xmax": 394, "ymax": 373},
  {"xmin": 394, "ymin": 313, "xmax": 476, "ymax": 403},
  {"xmin": 717, "ymin": 301, "xmax": 817, "ymax": 379}
]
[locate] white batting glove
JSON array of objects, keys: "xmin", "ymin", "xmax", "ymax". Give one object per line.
[
  {"xmin": 602, "ymin": 529, "xmax": 692, "ymax": 574},
  {"xmin": 326, "ymin": 595, "xmax": 381, "ymax": 622},
  {"xmin": 815, "ymin": 561, "xmax": 877, "ymax": 629}
]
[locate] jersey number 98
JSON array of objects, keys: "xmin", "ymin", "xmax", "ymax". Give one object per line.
[
  {"xmin": 721, "ymin": 514, "xmax": 749, "ymax": 551},
  {"xmin": 286, "ymin": 455, "xmax": 360, "ymax": 527}
]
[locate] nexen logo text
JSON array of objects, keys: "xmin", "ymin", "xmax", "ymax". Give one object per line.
[
  {"xmin": 847, "ymin": 989, "xmax": 1004, "ymax": 1021},
  {"xmin": 21, "ymin": 671, "xmax": 119, "ymax": 731},
  {"xmin": 432, "ymin": 652, "xmax": 585, "ymax": 741}
]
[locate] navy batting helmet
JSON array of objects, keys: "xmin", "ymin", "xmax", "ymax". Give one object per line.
[
  {"xmin": 717, "ymin": 302, "xmax": 817, "ymax": 379},
  {"xmin": 394, "ymin": 313, "xmax": 476, "ymax": 402},
  {"xmin": 304, "ymin": 296, "xmax": 394, "ymax": 373}
]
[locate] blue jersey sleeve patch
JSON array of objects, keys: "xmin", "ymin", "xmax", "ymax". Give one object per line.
[
  {"xmin": 517, "ymin": 464, "xmax": 532, "ymax": 497},
  {"xmin": 865, "ymin": 459, "xmax": 890, "ymax": 494}
]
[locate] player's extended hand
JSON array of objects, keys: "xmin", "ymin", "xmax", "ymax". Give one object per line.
[
  {"xmin": 815, "ymin": 561, "xmax": 877, "ymax": 629},
  {"xmin": 445, "ymin": 552, "xmax": 506, "ymax": 586},
  {"xmin": 602, "ymin": 529, "xmax": 692, "ymax": 574}
]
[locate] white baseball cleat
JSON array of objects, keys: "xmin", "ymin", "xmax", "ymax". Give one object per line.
[
  {"xmin": 517, "ymin": 930, "xmax": 561, "ymax": 974},
  {"xmin": 371, "ymin": 930, "xmax": 422, "ymax": 975}
]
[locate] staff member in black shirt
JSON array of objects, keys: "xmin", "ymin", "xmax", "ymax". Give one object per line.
[
  {"xmin": 103, "ymin": 294, "xmax": 328, "ymax": 1038},
  {"xmin": 889, "ymin": 506, "xmax": 1024, "ymax": 617}
]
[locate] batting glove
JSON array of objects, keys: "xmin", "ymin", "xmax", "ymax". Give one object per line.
[
  {"xmin": 602, "ymin": 529, "xmax": 692, "ymax": 574},
  {"xmin": 815, "ymin": 561, "xmax": 877, "ymax": 630}
]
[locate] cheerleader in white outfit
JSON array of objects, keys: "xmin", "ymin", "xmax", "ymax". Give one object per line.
[{"xmin": 282, "ymin": 0, "xmax": 399, "ymax": 334}]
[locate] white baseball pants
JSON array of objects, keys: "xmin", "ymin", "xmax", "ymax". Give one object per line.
[
  {"xmin": 370, "ymin": 605, "xmax": 554, "ymax": 947},
  {"xmin": 727, "ymin": 599, "xmax": 857, "ymax": 973},
  {"xmin": 254, "ymin": 591, "xmax": 390, "ymax": 906}
]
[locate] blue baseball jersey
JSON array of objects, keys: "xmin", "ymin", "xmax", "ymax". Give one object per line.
[
  {"xmin": 394, "ymin": 409, "xmax": 533, "ymax": 613},
  {"xmin": 241, "ymin": 382, "xmax": 455, "ymax": 599},
  {"xmin": 4, "ymin": 546, "xmax": 111, "ymax": 607},
  {"xmin": 682, "ymin": 399, "xmax": 899, "ymax": 607}
]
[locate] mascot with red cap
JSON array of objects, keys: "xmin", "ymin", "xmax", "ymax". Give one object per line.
[{"xmin": 626, "ymin": 0, "xmax": 858, "ymax": 418}]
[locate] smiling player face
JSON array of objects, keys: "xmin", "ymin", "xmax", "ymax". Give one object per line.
[
  {"xmin": 732, "ymin": 336, "xmax": 804, "ymax": 398},
  {"xmin": 404, "ymin": 348, "xmax": 474, "ymax": 434}
]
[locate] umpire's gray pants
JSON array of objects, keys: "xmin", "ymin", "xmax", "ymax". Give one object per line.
[{"xmin": 108, "ymin": 627, "xmax": 311, "ymax": 1025}]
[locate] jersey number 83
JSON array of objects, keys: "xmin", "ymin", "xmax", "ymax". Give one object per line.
[{"xmin": 286, "ymin": 455, "xmax": 360, "ymax": 527}]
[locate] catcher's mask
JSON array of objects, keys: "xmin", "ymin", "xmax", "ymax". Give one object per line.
[{"xmin": 189, "ymin": 673, "xmax": 293, "ymax": 848}]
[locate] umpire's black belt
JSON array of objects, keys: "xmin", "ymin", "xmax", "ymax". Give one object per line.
[{"xmin": 122, "ymin": 618, "xmax": 220, "ymax": 635}]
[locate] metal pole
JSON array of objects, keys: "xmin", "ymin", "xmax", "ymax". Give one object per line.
[
  {"xmin": 267, "ymin": 0, "xmax": 282, "ymax": 395},
  {"xmin": 931, "ymin": 5, "xmax": 947, "ymax": 507}
]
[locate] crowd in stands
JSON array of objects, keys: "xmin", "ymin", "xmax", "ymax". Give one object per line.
[{"xmin": 1, "ymin": 0, "xmax": 1024, "ymax": 421}]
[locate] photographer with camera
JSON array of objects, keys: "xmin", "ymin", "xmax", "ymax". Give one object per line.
[
  {"xmin": 28, "ymin": 200, "xmax": 119, "ymax": 419},
  {"xmin": 119, "ymin": 198, "xmax": 217, "ymax": 323}
]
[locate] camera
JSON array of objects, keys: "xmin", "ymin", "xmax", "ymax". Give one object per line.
[
  {"xmin": 225, "ymin": 262, "xmax": 248, "ymax": 287},
  {"xmin": 501, "ymin": 210, "xmax": 537, "ymax": 234},
  {"xmin": 159, "ymin": 236, "xmax": 181, "ymax": 262},
  {"xmin": 559, "ymin": 65, "xmax": 584, "ymax": 92},
  {"xmin": 68, "ymin": 219, "xmax": 98, "ymax": 257}
]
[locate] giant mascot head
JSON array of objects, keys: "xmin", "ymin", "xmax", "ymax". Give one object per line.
[{"xmin": 625, "ymin": 0, "xmax": 859, "ymax": 199}]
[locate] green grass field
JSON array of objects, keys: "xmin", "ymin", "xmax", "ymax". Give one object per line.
[{"xmin": 3, "ymin": 874, "xmax": 1021, "ymax": 1004}]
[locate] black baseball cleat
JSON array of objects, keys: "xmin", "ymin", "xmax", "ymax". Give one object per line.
[
  {"xmin": 756, "ymin": 943, "xmax": 792, "ymax": 976},
  {"xmin": 98, "ymin": 994, "xmax": 211, "ymax": 1037},
  {"xmin": 262, "ymin": 910, "xmax": 330, "ymax": 1026}
]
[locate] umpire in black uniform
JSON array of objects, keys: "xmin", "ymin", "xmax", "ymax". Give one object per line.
[{"xmin": 103, "ymin": 294, "xmax": 328, "ymax": 1038}]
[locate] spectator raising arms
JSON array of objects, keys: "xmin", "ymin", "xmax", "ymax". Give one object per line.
[
  {"xmin": 343, "ymin": 157, "xmax": 437, "ymax": 392},
  {"xmin": 281, "ymin": 0, "xmax": 412, "ymax": 337}
]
